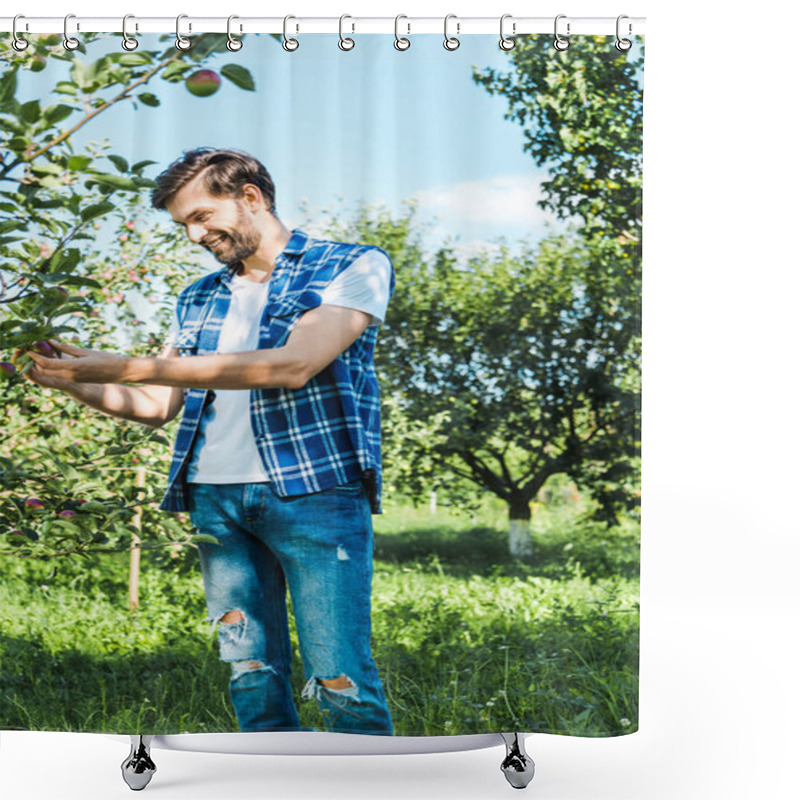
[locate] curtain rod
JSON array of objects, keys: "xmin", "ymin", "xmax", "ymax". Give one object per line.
[{"xmin": 0, "ymin": 16, "xmax": 645, "ymax": 37}]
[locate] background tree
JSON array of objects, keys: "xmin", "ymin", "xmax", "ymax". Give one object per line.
[
  {"xmin": 322, "ymin": 204, "xmax": 640, "ymax": 559},
  {"xmin": 473, "ymin": 34, "xmax": 643, "ymax": 240},
  {"xmin": 325, "ymin": 35, "xmax": 644, "ymax": 558}
]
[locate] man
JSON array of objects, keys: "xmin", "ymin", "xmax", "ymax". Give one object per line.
[{"xmin": 25, "ymin": 147, "xmax": 394, "ymax": 735}]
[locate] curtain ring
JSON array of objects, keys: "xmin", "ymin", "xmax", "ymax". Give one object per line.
[
  {"xmin": 175, "ymin": 14, "xmax": 192, "ymax": 51},
  {"xmin": 63, "ymin": 14, "xmax": 80, "ymax": 51},
  {"xmin": 499, "ymin": 14, "xmax": 515, "ymax": 51},
  {"xmin": 283, "ymin": 15, "xmax": 299, "ymax": 51},
  {"xmin": 615, "ymin": 15, "xmax": 632, "ymax": 51},
  {"xmin": 227, "ymin": 15, "xmax": 243, "ymax": 52},
  {"xmin": 12, "ymin": 14, "xmax": 29, "ymax": 51},
  {"xmin": 394, "ymin": 14, "xmax": 410, "ymax": 51},
  {"xmin": 339, "ymin": 15, "xmax": 355, "ymax": 51},
  {"xmin": 553, "ymin": 14, "xmax": 570, "ymax": 51},
  {"xmin": 443, "ymin": 14, "xmax": 460, "ymax": 51},
  {"xmin": 121, "ymin": 14, "xmax": 139, "ymax": 51}
]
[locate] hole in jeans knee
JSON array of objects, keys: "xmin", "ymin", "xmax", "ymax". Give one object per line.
[
  {"xmin": 319, "ymin": 675, "xmax": 354, "ymax": 691},
  {"xmin": 231, "ymin": 659, "xmax": 269, "ymax": 678},
  {"xmin": 220, "ymin": 609, "xmax": 245, "ymax": 624}
]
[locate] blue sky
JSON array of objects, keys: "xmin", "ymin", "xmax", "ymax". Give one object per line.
[{"xmin": 19, "ymin": 33, "xmax": 559, "ymax": 261}]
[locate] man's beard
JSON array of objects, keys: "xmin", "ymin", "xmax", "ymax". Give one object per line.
[{"xmin": 205, "ymin": 206, "xmax": 261, "ymax": 266}]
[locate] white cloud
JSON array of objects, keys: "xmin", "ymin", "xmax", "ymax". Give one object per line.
[{"xmin": 412, "ymin": 174, "xmax": 559, "ymax": 227}]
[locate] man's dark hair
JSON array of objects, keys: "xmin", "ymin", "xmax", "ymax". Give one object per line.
[{"xmin": 151, "ymin": 147, "xmax": 277, "ymax": 214}]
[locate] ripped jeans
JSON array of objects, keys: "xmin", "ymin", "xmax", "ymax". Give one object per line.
[{"xmin": 187, "ymin": 480, "xmax": 393, "ymax": 736}]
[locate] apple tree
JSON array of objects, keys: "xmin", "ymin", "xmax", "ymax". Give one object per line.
[{"xmin": 0, "ymin": 31, "xmax": 261, "ymax": 560}]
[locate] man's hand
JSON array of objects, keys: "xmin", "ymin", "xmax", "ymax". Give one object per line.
[{"xmin": 25, "ymin": 340, "xmax": 134, "ymax": 386}]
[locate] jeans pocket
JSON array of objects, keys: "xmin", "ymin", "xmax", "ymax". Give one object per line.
[{"xmin": 320, "ymin": 479, "xmax": 364, "ymax": 496}]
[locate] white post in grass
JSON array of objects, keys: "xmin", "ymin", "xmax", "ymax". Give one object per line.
[
  {"xmin": 509, "ymin": 518, "xmax": 534, "ymax": 559},
  {"xmin": 129, "ymin": 466, "xmax": 146, "ymax": 612}
]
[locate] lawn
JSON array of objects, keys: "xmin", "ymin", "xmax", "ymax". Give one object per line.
[{"xmin": 0, "ymin": 496, "xmax": 639, "ymax": 737}]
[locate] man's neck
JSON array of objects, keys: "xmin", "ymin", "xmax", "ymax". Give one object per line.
[{"xmin": 238, "ymin": 220, "xmax": 293, "ymax": 283}]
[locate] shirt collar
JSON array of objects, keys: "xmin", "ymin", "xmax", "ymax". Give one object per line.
[{"xmin": 216, "ymin": 229, "xmax": 312, "ymax": 285}]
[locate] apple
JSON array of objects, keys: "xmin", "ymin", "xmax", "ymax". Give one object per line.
[
  {"xmin": 0, "ymin": 361, "xmax": 15, "ymax": 380},
  {"xmin": 58, "ymin": 510, "xmax": 77, "ymax": 518},
  {"xmin": 185, "ymin": 69, "xmax": 221, "ymax": 97},
  {"xmin": 43, "ymin": 286, "xmax": 69, "ymax": 307},
  {"xmin": 33, "ymin": 340, "xmax": 59, "ymax": 358},
  {"xmin": 24, "ymin": 497, "xmax": 44, "ymax": 510}
]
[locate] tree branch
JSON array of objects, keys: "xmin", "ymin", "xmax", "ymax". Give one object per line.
[
  {"xmin": 4, "ymin": 37, "xmax": 211, "ymax": 173},
  {"xmin": 457, "ymin": 450, "xmax": 512, "ymax": 500}
]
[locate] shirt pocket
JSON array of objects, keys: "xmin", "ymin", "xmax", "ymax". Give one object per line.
[
  {"xmin": 172, "ymin": 325, "xmax": 201, "ymax": 356},
  {"xmin": 266, "ymin": 288, "xmax": 323, "ymax": 318},
  {"xmin": 264, "ymin": 289, "xmax": 323, "ymax": 345}
]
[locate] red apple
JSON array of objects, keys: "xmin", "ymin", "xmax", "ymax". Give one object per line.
[
  {"xmin": 58, "ymin": 510, "xmax": 77, "ymax": 518},
  {"xmin": 24, "ymin": 497, "xmax": 44, "ymax": 510},
  {"xmin": 0, "ymin": 361, "xmax": 15, "ymax": 379},
  {"xmin": 33, "ymin": 340, "xmax": 58, "ymax": 358},
  {"xmin": 185, "ymin": 69, "xmax": 221, "ymax": 97}
]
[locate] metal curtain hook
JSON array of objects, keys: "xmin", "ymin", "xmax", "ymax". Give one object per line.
[
  {"xmin": 394, "ymin": 14, "xmax": 410, "ymax": 51},
  {"xmin": 175, "ymin": 14, "xmax": 191, "ymax": 51},
  {"xmin": 444, "ymin": 13, "xmax": 460, "ymax": 51},
  {"xmin": 12, "ymin": 14, "xmax": 29, "ymax": 51},
  {"xmin": 63, "ymin": 14, "xmax": 80, "ymax": 51},
  {"xmin": 283, "ymin": 15, "xmax": 299, "ymax": 51},
  {"xmin": 227, "ymin": 15, "xmax": 243, "ymax": 51},
  {"xmin": 499, "ymin": 14, "xmax": 516, "ymax": 51},
  {"xmin": 553, "ymin": 14, "xmax": 570, "ymax": 51},
  {"xmin": 121, "ymin": 14, "xmax": 139, "ymax": 51},
  {"xmin": 615, "ymin": 14, "xmax": 632, "ymax": 51},
  {"xmin": 339, "ymin": 14, "xmax": 355, "ymax": 51}
]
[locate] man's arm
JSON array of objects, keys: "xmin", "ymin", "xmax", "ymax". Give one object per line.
[
  {"xmin": 25, "ymin": 343, "xmax": 185, "ymax": 428},
  {"xmin": 27, "ymin": 305, "xmax": 373, "ymax": 391}
]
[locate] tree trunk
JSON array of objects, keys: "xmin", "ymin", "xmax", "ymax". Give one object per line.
[{"xmin": 508, "ymin": 495, "xmax": 534, "ymax": 559}]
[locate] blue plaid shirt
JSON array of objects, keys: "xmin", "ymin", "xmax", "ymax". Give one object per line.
[{"xmin": 158, "ymin": 229, "xmax": 394, "ymax": 515}]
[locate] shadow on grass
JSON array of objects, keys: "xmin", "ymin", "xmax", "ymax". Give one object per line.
[
  {"xmin": 374, "ymin": 524, "xmax": 640, "ymax": 581},
  {"xmin": 0, "ymin": 630, "xmax": 238, "ymax": 734}
]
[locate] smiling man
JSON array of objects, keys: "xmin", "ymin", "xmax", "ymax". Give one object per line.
[{"xmin": 25, "ymin": 147, "xmax": 395, "ymax": 735}]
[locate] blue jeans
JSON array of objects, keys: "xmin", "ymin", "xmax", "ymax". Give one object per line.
[{"xmin": 187, "ymin": 480, "xmax": 393, "ymax": 735}]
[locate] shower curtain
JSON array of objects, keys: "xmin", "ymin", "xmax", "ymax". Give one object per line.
[{"xmin": 0, "ymin": 28, "xmax": 642, "ymax": 741}]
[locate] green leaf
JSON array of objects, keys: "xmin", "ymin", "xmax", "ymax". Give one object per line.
[
  {"xmin": 118, "ymin": 52, "xmax": 154, "ymax": 66},
  {"xmin": 6, "ymin": 136, "xmax": 30, "ymax": 153},
  {"xmin": 86, "ymin": 172, "xmax": 139, "ymax": 192},
  {"xmin": 67, "ymin": 155, "xmax": 93, "ymax": 171},
  {"xmin": 137, "ymin": 93, "xmax": 160, "ymax": 107},
  {"xmin": 54, "ymin": 81, "xmax": 78, "ymax": 95},
  {"xmin": 59, "ymin": 276, "xmax": 102, "ymax": 289},
  {"xmin": 221, "ymin": 64, "xmax": 255, "ymax": 91},
  {"xmin": 0, "ymin": 70, "xmax": 18, "ymax": 104},
  {"xmin": 80, "ymin": 202, "xmax": 115, "ymax": 223},
  {"xmin": 131, "ymin": 159, "xmax": 157, "ymax": 173},
  {"xmin": 20, "ymin": 100, "xmax": 41, "ymax": 123},
  {"xmin": 161, "ymin": 61, "xmax": 192, "ymax": 82},
  {"xmin": 190, "ymin": 534, "xmax": 221, "ymax": 546},
  {"xmin": 0, "ymin": 220, "xmax": 26, "ymax": 234},
  {"xmin": 30, "ymin": 162, "xmax": 62, "ymax": 176},
  {"xmin": 43, "ymin": 104, "xmax": 75, "ymax": 125},
  {"xmin": 78, "ymin": 501, "xmax": 109, "ymax": 513},
  {"xmin": 107, "ymin": 155, "xmax": 129, "ymax": 173}
]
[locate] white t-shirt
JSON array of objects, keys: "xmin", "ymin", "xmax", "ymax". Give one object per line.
[{"xmin": 162, "ymin": 249, "xmax": 391, "ymax": 484}]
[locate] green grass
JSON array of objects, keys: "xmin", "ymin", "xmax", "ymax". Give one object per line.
[{"xmin": 0, "ymin": 498, "xmax": 639, "ymax": 737}]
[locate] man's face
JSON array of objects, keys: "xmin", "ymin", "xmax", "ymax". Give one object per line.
[{"xmin": 167, "ymin": 175, "xmax": 262, "ymax": 266}]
